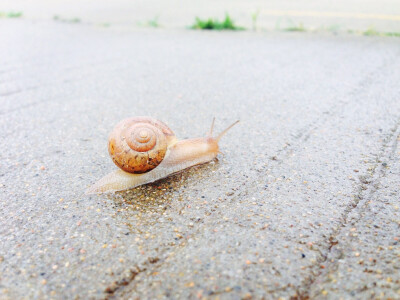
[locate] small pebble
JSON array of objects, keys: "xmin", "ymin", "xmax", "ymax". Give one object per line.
[{"xmin": 185, "ymin": 282, "xmax": 195, "ymax": 287}]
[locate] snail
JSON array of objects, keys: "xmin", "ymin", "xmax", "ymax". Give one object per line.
[{"xmin": 86, "ymin": 117, "xmax": 239, "ymax": 194}]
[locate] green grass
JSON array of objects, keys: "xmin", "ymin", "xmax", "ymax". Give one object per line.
[
  {"xmin": 278, "ymin": 22, "xmax": 400, "ymax": 38},
  {"xmin": 251, "ymin": 9, "xmax": 261, "ymax": 31},
  {"xmin": 136, "ymin": 16, "xmax": 161, "ymax": 28},
  {"xmin": 363, "ymin": 27, "xmax": 400, "ymax": 37},
  {"xmin": 326, "ymin": 24, "xmax": 341, "ymax": 34},
  {"xmin": 283, "ymin": 23, "xmax": 306, "ymax": 32},
  {"xmin": 53, "ymin": 15, "xmax": 81, "ymax": 23},
  {"xmin": 363, "ymin": 28, "xmax": 380, "ymax": 36},
  {"xmin": 275, "ymin": 18, "xmax": 307, "ymax": 32},
  {"xmin": 0, "ymin": 11, "xmax": 23, "ymax": 18},
  {"xmin": 385, "ymin": 32, "xmax": 400, "ymax": 37},
  {"xmin": 147, "ymin": 16, "xmax": 160, "ymax": 28},
  {"xmin": 190, "ymin": 14, "xmax": 244, "ymax": 30}
]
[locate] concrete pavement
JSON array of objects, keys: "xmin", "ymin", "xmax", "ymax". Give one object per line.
[{"xmin": 0, "ymin": 18, "xmax": 400, "ymax": 299}]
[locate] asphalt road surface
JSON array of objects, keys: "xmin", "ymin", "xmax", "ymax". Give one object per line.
[{"xmin": 1, "ymin": 19, "xmax": 399, "ymax": 299}]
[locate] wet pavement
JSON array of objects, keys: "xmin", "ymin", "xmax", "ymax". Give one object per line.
[{"xmin": 1, "ymin": 19, "xmax": 400, "ymax": 299}]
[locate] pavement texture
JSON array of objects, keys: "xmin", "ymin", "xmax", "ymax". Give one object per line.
[
  {"xmin": 1, "ymin": 18, "xmax": 400, "ymax": 299},
  {"xmin": 2, "ymin": 0, "xmax": 400, "ymax": 33}
]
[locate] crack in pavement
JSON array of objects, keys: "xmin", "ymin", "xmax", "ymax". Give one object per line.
[
  {"xmin": 103, "ymin": 256, "xmax": 162, "ymax": 298},
  {"xmin": 104, "ymin": 266, "xmax": 143, "ymax": 297},
  {"xmin": 239, "ymin": 51, "xmax": 395, "ymax": 198},
  {"xmin": 297, "ymin": 118, "xmax": 400, "ymax": 299},
  {"xmin": 98, "ymin": 53, "xmax": 399, "ymax": 298}
]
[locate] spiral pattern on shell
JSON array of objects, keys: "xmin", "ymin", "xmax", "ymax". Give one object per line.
[{"xmin": 108, "ymin": 117, "xmax": 176, "ymax": 173}]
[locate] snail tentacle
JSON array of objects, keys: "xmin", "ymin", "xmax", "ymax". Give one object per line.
[
  {"xmin": 216, "ymin": 120, "xmax": 240, "ymax": 141},
  {"xmin": 208, "ymin": 117, "xmax": 216, "ymax": 137}
]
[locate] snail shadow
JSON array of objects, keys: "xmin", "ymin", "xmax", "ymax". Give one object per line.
[
  {"xmin": 104, "ymin": 160, "xmax": 221, "ymax": 233},
  {"xmin": 107, "ymin": 159, "xmax": 221, "ymax": 214}
]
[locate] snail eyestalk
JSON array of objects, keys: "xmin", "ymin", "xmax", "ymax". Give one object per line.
[
  {"xmin": 208, "ymin": 117, "xmax": 216, "ymax": 137},
  {"xmin": 216, "ymin": 120, "xmax": 240, "ymax": 142}
]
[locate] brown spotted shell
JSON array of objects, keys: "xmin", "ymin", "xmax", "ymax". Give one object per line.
[{"xmin": 108, "ymin": 117, "xmax": 177, "ymax": 174}]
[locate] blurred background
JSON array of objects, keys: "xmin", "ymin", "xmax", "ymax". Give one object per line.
[{"xmin": 2, "ymin": 0, "xmax": 400, "ymax": 34}]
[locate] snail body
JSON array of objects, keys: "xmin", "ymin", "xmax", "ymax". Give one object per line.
[{"xmin": 86, "ymin": 117, "xmax": 239, "ymax": 194}]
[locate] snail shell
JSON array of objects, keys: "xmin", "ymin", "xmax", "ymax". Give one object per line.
[
  {"xmin": 86, "ymin": 117, "xmax": 239, "ymax": 194},
  {"xmin": 108, "ymin": 117, "xmax": 177, "ymax": 173}
]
